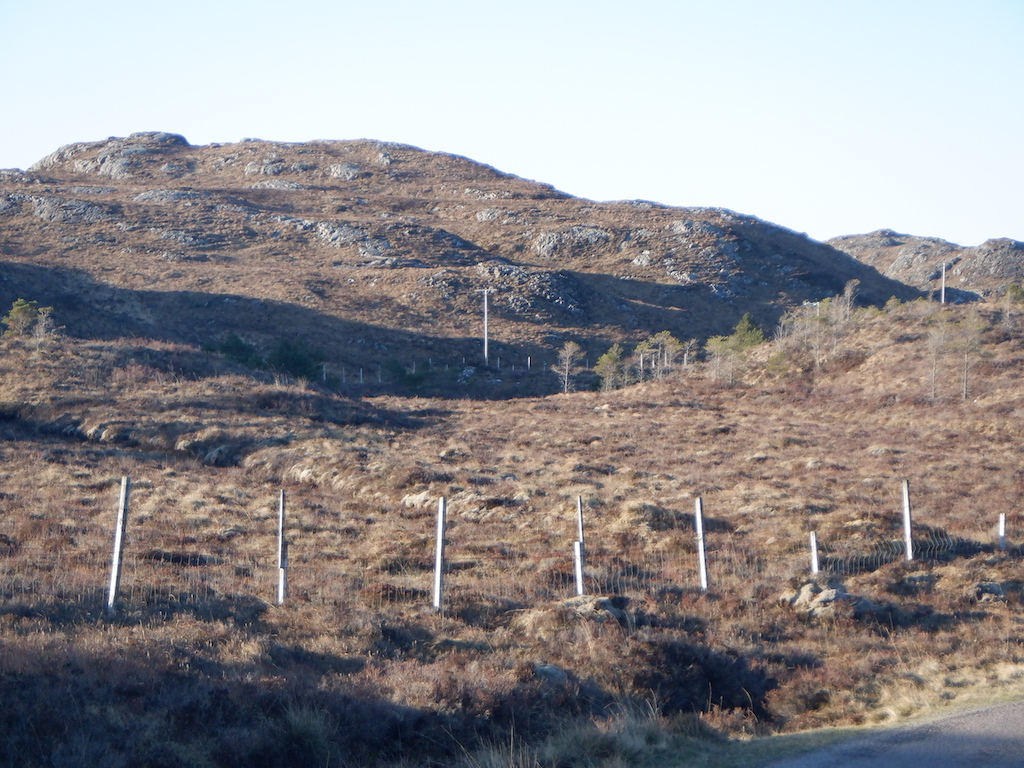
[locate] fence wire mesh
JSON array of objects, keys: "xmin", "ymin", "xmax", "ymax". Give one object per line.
[{"xmin": 0, "ymin": 489, "xmax": 1014, "ymax": 615}]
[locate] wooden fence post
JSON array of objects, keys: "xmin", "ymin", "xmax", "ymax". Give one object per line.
[
  {"xmin": 106, "ymin": 476, "xmax": 131, "ymax": 615},
  {"xmin": 276, "ymin": 489, "xmax": 288, "ymax": 605},
  {"xmin": 902, "ymin": 479, "xmax": 914, "ymax": 562},
  {"xmin": 809, "ymin": 531, "xmax": 820, "ymax": 575},
  {"xmin": 695, "ymin": 497, "xmax": 709, "ymax": 592},
  {"xmin": 433, "ymin": 497, "xmax": 447, "ymax": 612}
]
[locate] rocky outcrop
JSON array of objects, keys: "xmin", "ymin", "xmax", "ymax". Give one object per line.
[
  {"xmin": 828, "ymin": 229, "xmax": 1024, "ymax": 299},
  {"xmin": 533, "ymin": 226, "xmax": 614, "ymax": 258},
  {"xmin": 472, "ymin": 260, "xmax": 585, "ymax": 316},
  {"xmin": 0, "ymin": 194, "xmax": 116, "ymax": 224},
  {"xmin": 30, "ymin": 132, "xmax": 190, "ymax": 179}
]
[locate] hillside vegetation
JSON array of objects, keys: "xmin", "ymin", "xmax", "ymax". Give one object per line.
[
  {"xmin": 2, "ymin": 289, "xmax": 1024, "ymax": 767},
  {"xmin": 0, "ymin": 133, "xmax": 922, "ymax": 398}
]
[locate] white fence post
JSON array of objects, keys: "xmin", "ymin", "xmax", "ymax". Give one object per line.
[
  {"xmin": 433, "ymin": 497, "xmax": 447, "ymax": 612},
  {"xmin": 999, "ymin": 513, "xmax": 1007, "ymax": 552},
  {"xmin": 695, "ymin": 497, "xmax": 709, "ymax": 592},
  {"xmin": 573, "ymin": 541, "xmax": 585, "ymax": 596},
  {"xmin": 574, "ymin": 496, "xmax": 586, "ymax": 595},
  {"xmin": 902, "ymin": 479, "xmax": 914, "ymax": 562},
  {"xmin": 106, "ymin": 476, "xmax": 131, "ymax": 615},
  {"xmin": 276, "ymin": 489, "xmax": 288, "ymax": 605},
  {"xmin": 576, "ymin": 496, "xmax": 586, "ymax": 551},
  {"xmin": 809, "ymin": 531, "xmax": 820, "ymax": 575}
]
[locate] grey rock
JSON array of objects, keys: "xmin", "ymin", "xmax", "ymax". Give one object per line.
[
  {"xmin": 27, "ymin": 195, "xmax": 113, "ymax": 224},
  {"xmin": 669, "ymin": 219, "xmax": 725, "ymax": 238},
  {"xmin": 244, "ymin": 158, "xmax": 286, "ymax": 176},
  {"xmin": 475, "ymin": 208, "xmax": 503, "ymax": 222},
  {"xmin": 327, "ymin": 163, "xmax": 364, "ymax": 180},
  {"xmin": 975, "ymin": 582, "xmax": 1006, "ymax": 602},
  {"xmin": 67, "ymin": 186, "xmax": 116, "ymax": 195},
  {"xmin": 533, "ymin": 225, "xmax": 613, "ymax": 258},
  {"xmin": 473, "ymin": 260, "xmax": 584, "ymax": 315},
  {"xmin": 315, "ymin": 221, "xmax": 369, "ymax": 247},
  {"xmin": 534, "ymin": 663, "xmax": 570, "ymax": 687},
  {"xmin": 562, "ymin": 595, "xmax": 633, "ymax": 627},
  {"xmin": 780, "ymin": 580, "xmax": 878, "ymax": 620},
  {"xmin": 249, "ymin": 180, "xmax": 305, "ymax": 190},
  {"xmin": 133, "ymin": 189, "xmax": 209, "ymax": 204},
  {"xmin": 31, "ymin": 133, "xmax": 189, "ymax": 178}
]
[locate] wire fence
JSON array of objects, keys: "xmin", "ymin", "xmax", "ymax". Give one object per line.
[{"xmin": 0, "ymin": 481, "xmax": 1015, "ymax": 619}]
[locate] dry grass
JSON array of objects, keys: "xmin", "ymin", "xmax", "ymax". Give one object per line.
[{"xmin": 2, "ymin": 300, "xmax": 1024, "ymax": 766}]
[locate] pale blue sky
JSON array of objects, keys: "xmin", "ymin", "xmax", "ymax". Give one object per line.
[{"xmin": 1, "ymin": 0, "xmax": 1021, "ymax": 246}]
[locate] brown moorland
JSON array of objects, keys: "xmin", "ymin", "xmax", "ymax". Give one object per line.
[
  {"xmin": 2, "ymin": 133, "xmax": 1023, "ymax": 767},
  {"xmin": 1, "ymin": 292, "xmax": 1024, "ymax": 767}
]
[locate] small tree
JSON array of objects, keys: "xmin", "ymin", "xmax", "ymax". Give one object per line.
[
  {"xmin": 926, "ymin": 313, "xmax": 950, "ymax": 400},
  {"xmin": 634, "ymin": 330, "xmax": 686, "ymax": 380},
  {"xmin": 949, "ymin": 311, "xmax": 986, "ymax": 400},
  {"xmin": 2, "ymin": 299, "xmax": 53, "ymax": 338},
  {"xmin": 267, "ymin": 339, "xmax": 324, "ymax": 381},
  {"xmin": 705, "ymin": 314, "xmax": 766, "ymax": 384},
  {"xmin": 219, "ymin": 333, "xmax": 264, "ymax": 369},
  {"xmin": 552, "ymin": 341, "xmax": 583, "ymax": 393},
  {"xmin": 1001, "ymin": 283, "xmax": 1024, "ymax": 330},
  {"xmin": 595, "ymin": 343, "xmax": 626, "ymax": 391},
  {"xmin": 730, "ymin": 314, "xmax": 766, "ymax": 348}
]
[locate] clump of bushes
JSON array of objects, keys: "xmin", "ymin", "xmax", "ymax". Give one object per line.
[{"xmin": 215, "ymin": 334, "xmax": 325, "ymax": 382}]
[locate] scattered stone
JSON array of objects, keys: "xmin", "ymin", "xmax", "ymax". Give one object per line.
[{"xmin": 780, "ymin": 581, "xmax": 879, "ymax": 620}]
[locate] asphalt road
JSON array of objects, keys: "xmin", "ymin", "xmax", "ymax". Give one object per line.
[{"xmin": 761, "ymin": 700, "xmax": 1024, "ymax": 768}]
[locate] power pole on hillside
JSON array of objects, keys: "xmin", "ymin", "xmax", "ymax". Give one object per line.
[{"xmin": 479, "ymin": 288, "xmax": 495, "ymax": 365}]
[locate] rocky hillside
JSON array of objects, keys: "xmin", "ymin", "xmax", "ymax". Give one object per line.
[
  {"xmin": 0, "ymin": 132, "xmax": 920, "ymax": 395},
  {"xmin": 828, "ymin": 229, "xmax": 1024, "ymax": 303}
]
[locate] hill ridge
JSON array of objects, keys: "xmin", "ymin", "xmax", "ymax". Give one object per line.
[{"xmin": 2, "ymin": 132, "xmax": 923, "ymax": 396}]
